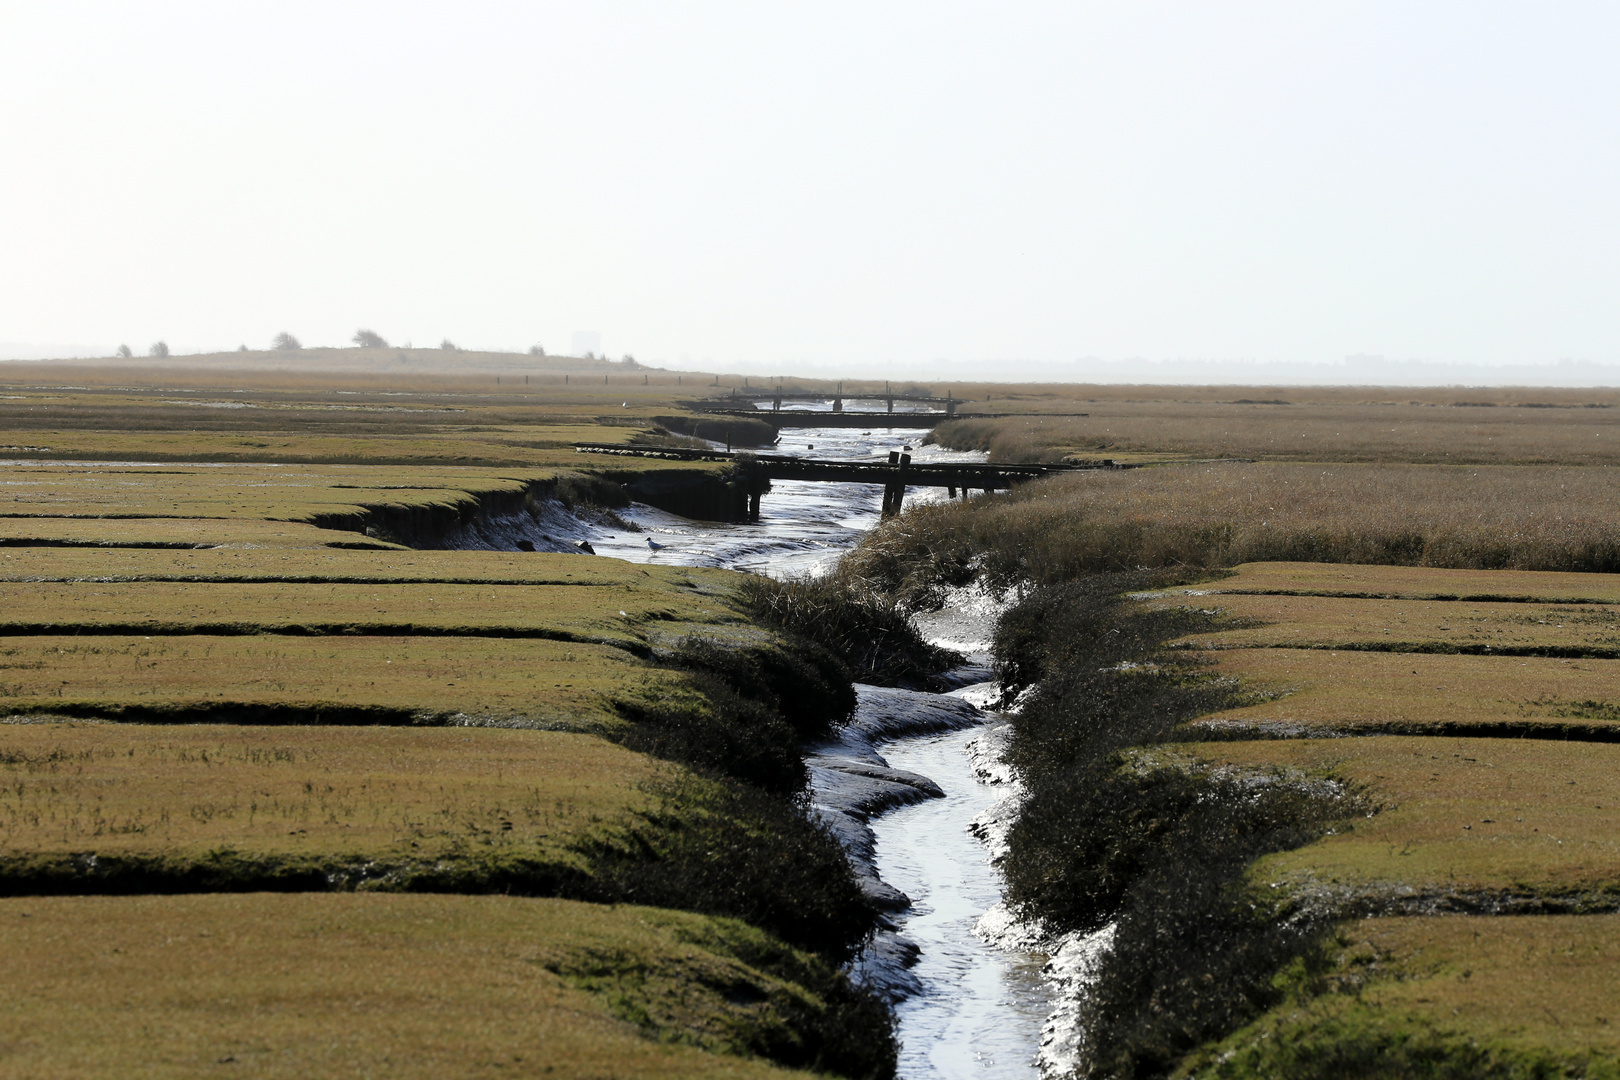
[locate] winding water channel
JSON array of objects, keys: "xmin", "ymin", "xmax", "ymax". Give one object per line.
[{"xmin": 594, "ymin": 401, "xmax": 1053, "ymax": 1078}]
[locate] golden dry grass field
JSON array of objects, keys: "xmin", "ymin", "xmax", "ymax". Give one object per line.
[
  {"xmin": 0, "ymin": 723, "xmax": 655, "ymax": 870},
  {"xmin": 1160, "ymin": 560, "xmax": 1620, "ymax": 603},
  {"xmin": 1124, "ymin": 561, "xmax": 1620, "ymax": 1070},
  {"xmin": 845, "ymin": 386, "xmax": 1620, "ymax": 1073},
  {"xmin": 1144, "ymin": 563, "xmax": 1620, "ymax": 735},
  {"xmin": 0, "ymin": 516, "xmax": 411, "ymax": 550},
  {"xmin": 0, "ymin": 577, "xmax": 741, "ymax": 644},
  {"xmin": 1, "ymin": 422, "xmax": 642, "ymax": 468},
  {"xmin": 0, "ymin": 460, "xmax": 561, "ymax": 520},
  {"xmin": 0, "ymin": 356, "xmax": 791, "ymax": 468},
  {"xmin": 0, "ymin": 547, "xmax": 720, "ymax": 584},
  {"xmin": 1181, "ymin": 914, "xmax": 1620, "ymax": 1079},
  {"xmin": 0, "ymin": 365, "xmax": 888, "ymax": 1076},
  {"xmin": 0, "ymin": 635, "xmax": 691, "ymax": 727},
  {"xmin": 854, "ymin": 461, "xmax": 1620, "ymax": 591},
  {"xmin": 0, "ymin": 551, "xmax": 754, "ymax": 726},
  {"xmin": 0, "ymin": 892, "xmax": 825, "ymax": 1080},
  {"xmin": 1161, "ymin": 593, "xmax": 1620, "ymax": 655},
  {"xmin": 1159, "ymin": 736, "xmax": 1620, "ymax": 900},
  {"xmin": 23, "ymin": 362, "xmax": 1620, "ymax": 1074},
  {"xmin": 1188, "ymin": 649, "xmax": 1620, "ymax": 737},
  {"xmin": 932, "ymin": 391, "xmax": 1620, "ymax": 466}
]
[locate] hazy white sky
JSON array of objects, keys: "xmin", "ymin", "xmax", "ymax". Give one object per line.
[{"xmin": 2, "ymin": 2, "xmax": 1617, "ymax": 379}]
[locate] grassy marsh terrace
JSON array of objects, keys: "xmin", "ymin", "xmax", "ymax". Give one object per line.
[{"xmin": 0, "ymin": 360, "xmax": 900, "ymax": 1079}]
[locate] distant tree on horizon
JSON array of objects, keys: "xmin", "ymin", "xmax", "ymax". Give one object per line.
[
  {"xmin": 529, "ymin": 344, "xmax": 546, "ymax": 357},
  {"xmin": 439, "ymin": 339, "xmax": 457, "ymax": 351},
  {"xmin": 271, "ymin": 332, "xmax": 301, "ymax": 351},
  {"xmin": 353, "ymin": 328, "xmax": 388, "ymax": 349},
  {"xmin": 116, "ymin": 344, "xmax": 131, "ymax": 358},
  {"xmin": 238, "ymin": 344, "xmax": 249, "ymax": 352},
  {"xmin": 148, "ymin": 341, "xmax": 169, "ymax": 358}
]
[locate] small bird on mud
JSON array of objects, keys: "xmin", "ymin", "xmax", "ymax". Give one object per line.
[{"xmin": 646, "ymin": 537, "xmax": 666, "ymax": 550}]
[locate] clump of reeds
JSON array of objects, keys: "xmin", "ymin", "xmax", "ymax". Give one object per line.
[
  {"xmin": 734, "ymin": 572, "xmax": 958, "ymax": 687},
  {"xmin": 993, "ymin": 577, "xmax": 1369, "ymax": 1079},
  {"xmin": 930, "ymin": 395, "xmax": 1620, "ymax": 467},
  {"xmin": 848, "ymin": 462, "xmax": 1620, "ymax": 601},
  {"xmin": 579, "ymin": 772, "xmax": 883, "ymax": 967}
]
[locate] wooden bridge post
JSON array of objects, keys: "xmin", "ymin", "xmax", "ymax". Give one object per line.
[
  {"xmin": 882, "ymin": 453, "xmax": 912, "ymax": 517},
  {"xmin": 881, "ymin": 451, "xmax": 900, "ymax": 517}
]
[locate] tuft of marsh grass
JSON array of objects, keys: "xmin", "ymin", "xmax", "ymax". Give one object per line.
[
  {"xmin": 607, "ymin": 634, "xmax": 856, "ymax": 794},
  {"xmin": 580, "ymin": 773, "xmax": 879, "ymax": 964},
  {"xmin": 734, "ymin": 573, "xmax": 958, "ymax": 687}
]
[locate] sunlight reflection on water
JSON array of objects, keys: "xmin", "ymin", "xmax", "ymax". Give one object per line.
[{"xmin": 873, "ymin": 729, "xmax": 1049, "ymax": 1080}]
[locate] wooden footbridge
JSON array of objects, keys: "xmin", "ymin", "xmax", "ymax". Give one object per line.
[
  {"xmin": 691, "ymin": 407, "xmax": 1091, "ymax": 431},
  {"xmin": 711, "ymin": 380, "xmax": 965, "ymax": 418},
  {"xmin": 574, "ymin": 442, "xmax": 1128, "ymax": 521}
]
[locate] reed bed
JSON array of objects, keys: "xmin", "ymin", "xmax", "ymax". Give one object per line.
[
  {"xmin": 1160, "ymin": 560, "xmax": 1620, "ymax": 603},
  {"xmin": 851, "ymin": 462, "xmax": 1620, "ymax": 597},
  {"xmin": 933, "ymin": 397, "xmax": 1620, "ymax": 466},
  {"xmin": 935, "ymin": 382, "xmax": 1620, "ymax": 410}
]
